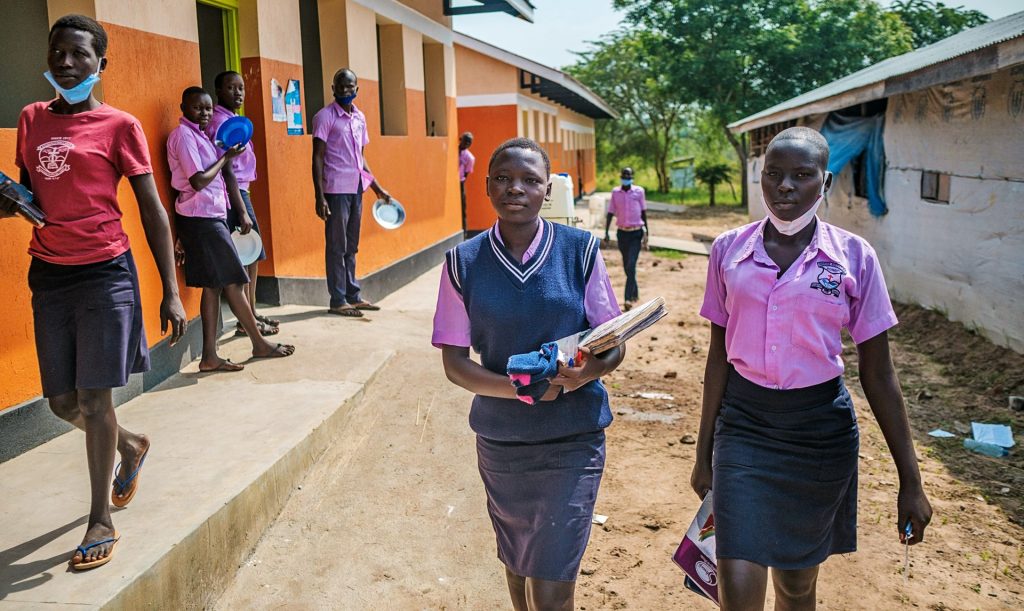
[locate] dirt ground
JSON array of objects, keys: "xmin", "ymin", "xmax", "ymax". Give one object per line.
[{"xmin": 217, "ymin": 208, "xmax": 1023, "ymax": 610}]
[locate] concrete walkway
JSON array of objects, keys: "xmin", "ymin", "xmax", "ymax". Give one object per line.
[{"xmin": 0, "ymin": 270, "xmax": 444, "ymax": 609}]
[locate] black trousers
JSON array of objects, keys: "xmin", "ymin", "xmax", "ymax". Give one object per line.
[
  {"xmin": 617, "ymin": 228, "xmax": 643, "ymax": 303},
  {"xmin": 325, "ymin": 192, "xmax": 363, "ymax": 308}
]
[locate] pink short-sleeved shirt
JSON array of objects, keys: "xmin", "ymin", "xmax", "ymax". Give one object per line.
[
  {"xmin": 608, "ymin": 185, "xmax": 646, "ymax": 228},
  {"xmin": 167, "ymin": 117, "xmax": 229, "ymax": 219},
  {"xmin": 205, "ymin": 105, "xmax": 257, "ymax": 190},
  {"xmin": 700, "ymin": 218, "xmax": 898, "ymax": 390},
  {"xmin": 312, "ymin": 102, "xmax": 372, "ymax": 194},
  {"xmin": 15, "ymin": 102, "xmax": 153, "ymax": 265},
  {"xmin": 432, "ymin": 219, "xmax": 621, "ymax": 348},
  {"xmin": 459, "ymin": 148, "xmax": 475, "ymax": 182}
]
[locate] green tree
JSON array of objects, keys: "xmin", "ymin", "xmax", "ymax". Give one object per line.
[
  {"xmin": 613, "ymin": 0, "xmax": 913, "ymax": 204},
  {"xmin": 888, "ymin": 0, "xmax": 989, "ymax": 48},
  {"xmin": 567, "ymin": 29, "xmax": 690, "ymax": 192},
  {"xmin": 694, "ymin": 161, "xmax": 733, "ymax": 207}
]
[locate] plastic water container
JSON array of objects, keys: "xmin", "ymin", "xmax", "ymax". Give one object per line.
[{"xmin": 541, "ymin": 173, "xmax": 575, "ymax": 225}]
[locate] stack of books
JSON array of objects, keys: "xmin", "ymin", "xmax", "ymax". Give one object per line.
[
  {"xmin": 0, "ymin": 170, "xmax": 46, "ymax": 227},
  {"xmin": 556, "ymin": 297, "xmax": 668, "ymax": 357}
]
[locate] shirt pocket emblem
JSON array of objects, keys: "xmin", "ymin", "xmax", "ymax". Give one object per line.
[{"xmin": 810, "ymin": 261, "xmax": 845, "ymax": 297}]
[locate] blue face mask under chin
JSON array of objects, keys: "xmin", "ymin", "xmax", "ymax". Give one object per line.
[{"xmin": 44, "ymin": 68, "xmax": 101, "ymax": 105}]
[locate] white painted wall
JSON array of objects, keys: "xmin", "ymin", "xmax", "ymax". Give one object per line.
[{"xmin": 745, "ymin": 66, "xmax": 1024, "ymax": 352}]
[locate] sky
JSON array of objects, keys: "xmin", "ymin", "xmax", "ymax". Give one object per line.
[{"xmin": 452, "ymin": 0, "xmax": 1023, "ymax": 71}]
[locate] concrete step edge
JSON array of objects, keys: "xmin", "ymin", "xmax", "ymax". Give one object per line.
[{"xmin": 101, "ymin": 350, "xmax": 396, "ymax": 611}]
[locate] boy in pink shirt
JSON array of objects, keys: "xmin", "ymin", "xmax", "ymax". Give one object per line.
[
  {"xmin": 169, "ymin": 87, "xmax": 294, "ymax": 373},
  {"xmin": 311, "ymin": 68, "xmax": 391, "ymax": 317},
  {"xmin": 458, "ymin": 132, "xmax": 475, "ymax": 230},
  {"xmin": 604, "ymin": 166, "xmax": 647, "ymax": 309},
  {"xmin": 0, "ymin": 15, "xmax": 187, "ymax": 570},
  {"xmin": 690, "ymin": 127, "xmax": 931, "ymax": 608}
]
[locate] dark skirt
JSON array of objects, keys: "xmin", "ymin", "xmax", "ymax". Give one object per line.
[
  {"xmin": 176, "ymin": 214, "xmax": 249, "ymax": 288},
  {"xmin": 476, "ymin": 430, "xmax": 605, "ymax": 582},
  {"xmin": 712, "ymin": 368, "xmax": 858, "ymax": 569},
  {"xmin": 226, "ymin": 190, "xmax": 267, "ymax": 262},
  {"xmin": 28, "ymin": 250, "xmax": 150, "ymax": 397}
]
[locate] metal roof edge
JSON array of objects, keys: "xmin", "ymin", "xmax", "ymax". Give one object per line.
[
  {"xmin": 453, "ymin": 31, "xmax": 619, "ymax": 119},
  {"xmin": 728, "ymin": 11, "xmax": 1024, "ymax": 133}
]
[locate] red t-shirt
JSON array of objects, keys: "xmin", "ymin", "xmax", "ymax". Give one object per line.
[{"xmin": 15, "ymin": 102, "xmax": 153, "ymax": 265}]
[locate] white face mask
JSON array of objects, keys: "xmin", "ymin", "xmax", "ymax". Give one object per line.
[{"xmin": 763, "ymin": 173, "xmax": 831, "ymax": 236}]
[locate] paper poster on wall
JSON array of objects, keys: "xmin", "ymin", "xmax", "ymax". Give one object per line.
[
  {"xmin": 270, "ymin": 79, "xmax": 285, "ymax": 122},
  {"xmin": 286, "ymin": 79, "xmax": 303, "ymax": 135}
]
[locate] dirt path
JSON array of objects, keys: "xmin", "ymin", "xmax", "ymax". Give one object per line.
[{"xmin": 218, "ymin": 209, "xmax": 1023, "ymax": 610}]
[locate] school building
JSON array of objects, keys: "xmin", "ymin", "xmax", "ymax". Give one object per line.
[
  {"xmin": 729, "ymin": 12, "xmax": 1024, "ymax": 353},
  {"xmin": 0, "ymin": 0, "xmax": 546, "ymax": 458},
  {"xmin": 454, "ymin": 32, "xmax": 616, "ymax": 232}
]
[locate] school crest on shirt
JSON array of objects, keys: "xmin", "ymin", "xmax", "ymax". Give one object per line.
[
  {"xmin": 36, "ymin": 138, "xmax": 75, "ymax": 180},
  {"xmin": 810, "ymin": 261, "xmax": 845, "ymax": 297}
]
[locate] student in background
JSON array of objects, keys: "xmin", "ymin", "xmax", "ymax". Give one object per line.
[
  {"xmin": 169, "ymin": 87, "xmax": 294, "ymax": 372},
  {"xmin": 434, "ymin": 138, "xmax": 625, "ymax": 611},
  {"xmin": 691, "ymin": 127, "xmax": 931, "ymax": 609},
  {"xmin": 605, "ymin": 166, "xmax": 648, "ymax": 310},
  {"xmin": 311, "ymin": 68, "xmax": 391, "ymax": 317},
  {"xmin": 206, "ymin": 70, "xmax": 278, "ymax": 337},
  {"xmin": 458, "ymin": 131, "xmax": 475, "ymax": 230},
  {"xmin": 0, "ymin": 14, "xmax": 186, "ymax": 570}
]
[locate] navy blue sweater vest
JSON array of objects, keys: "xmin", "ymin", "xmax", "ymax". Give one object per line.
[{"xmin": 446, "ymin": 220, "xmax": 612, "ymax": 442}]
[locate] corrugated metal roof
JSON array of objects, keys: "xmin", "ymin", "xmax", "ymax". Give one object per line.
[{"xmin": 730, "ymin": 11, "xmax": 1024, "ymax": 132}]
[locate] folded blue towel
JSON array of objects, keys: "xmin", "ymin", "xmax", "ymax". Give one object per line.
[{"xmin": 507, "ymin": 342, "xmax": 562, "ymax": 386}]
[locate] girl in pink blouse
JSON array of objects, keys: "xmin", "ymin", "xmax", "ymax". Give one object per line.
[{"xmin": 691, "ymin": 127, "xmax": 931, "ymax": 609}]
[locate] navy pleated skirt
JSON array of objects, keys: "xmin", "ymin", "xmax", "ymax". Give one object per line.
[
  {"xmin": 176, "ymin": 214, "xmax": 249, "ymax": 288},
  {"xmin": 476, "ymin": 430, "xmax": 605, "ymax": 582},
  {"xmin": 713, "ymin": 368, "xmax": 858, "ymax": 569}
]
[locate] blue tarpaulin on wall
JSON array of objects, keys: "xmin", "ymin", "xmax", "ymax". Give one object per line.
[{"xmin": 821, "ymin": 113, "xmax": 887, "ymax": 216}]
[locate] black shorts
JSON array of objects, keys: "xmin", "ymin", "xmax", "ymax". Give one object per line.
[{"xmin": 28, "ymin": 251, "xmax": 150, "ymax": 397}]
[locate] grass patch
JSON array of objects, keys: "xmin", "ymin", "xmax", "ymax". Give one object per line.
[
  {"xmin": 597, "ymin": 167, "xmax": 744, "ymax": 207},
  {"xmin": 650, "ymin": 248, "xmax": 688, "ymax": 260}
]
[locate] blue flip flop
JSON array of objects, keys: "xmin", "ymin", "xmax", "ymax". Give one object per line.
[
  {"xmin": 111, "ymin": 447, "xmax": 149, "ymax": 508},
  {"xmin": 71, "ymin": 532, "xmax": 120, "ymax": 570}
]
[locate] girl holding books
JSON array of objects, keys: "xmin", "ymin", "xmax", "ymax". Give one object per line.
[
  {"xmin": 433, "ymin": 138, "xmax": 625, "ymax": 610},
  {"xmin": 691, "ymin": 127, "xmax": 931, "ymax": 609},
  {"xmin": 0, "ymin": 14, "xmax": 187, "ymax": 570}
]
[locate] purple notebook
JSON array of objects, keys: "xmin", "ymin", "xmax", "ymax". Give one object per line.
[
  {"xmin": 672, "ymin": 492, "xmax": 720, "ymax": 606},
  {"xmin": 0, "ymin": 170, "xmax": 45, "ymax": 227}
]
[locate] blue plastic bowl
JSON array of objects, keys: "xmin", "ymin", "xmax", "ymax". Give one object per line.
[{"xmin": 215, "ymin": 116, "xmax": 254, "ymax": 150}]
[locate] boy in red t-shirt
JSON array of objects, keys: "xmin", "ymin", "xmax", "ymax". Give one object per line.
[{"xmin": 0, "ymin": 15, "xmax": 187, "ymax": 570}]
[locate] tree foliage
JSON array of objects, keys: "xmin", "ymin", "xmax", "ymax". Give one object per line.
[
  {"xmin": 694, "ymin": 161, "xmax": 733, "ymax": 207},
  {"xmin": 566, "ymin": 29, "xmax": 690, "ymax": 192},
  {"xmin": 610, "ymin": 0, "xmax": 915, "ymax": 203},
  {"xmin": 888, "ymin": 0, "xmax": 989, "ymax": 48}
]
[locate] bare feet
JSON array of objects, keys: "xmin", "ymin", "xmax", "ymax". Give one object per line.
[
  {"xmin": 199, "ymin": 357, "xmax": 245, "ymax": 372},
  {"xmin": 112, "ymin": 434, "xmax": 150, "ymax": 507},
  {"xmin": 70, "ymin": 522, "xmax": 118, "ymax": 569},
  {"xmin": 252, "ymin": 342, "xmax": 295, "ymax": 359}
]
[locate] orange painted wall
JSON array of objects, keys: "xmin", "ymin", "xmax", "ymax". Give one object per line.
[
  {"xmin": 0, "ymin": 24, "xmax": 202, "ymax": 411},
  {"xmin": 239, "ymin": 55, "xmax": 310, "ymax": 279},
  {"xmin": 0, "ymin": 129, "xmax": 38, "ymax": 409},
  {"xmin": 457, "ymin": 104, "xmax": 519, "ymax": 231},
  {"xmin": 267, "ymin": 76, "xmax": 462, "ymax": 279}
]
